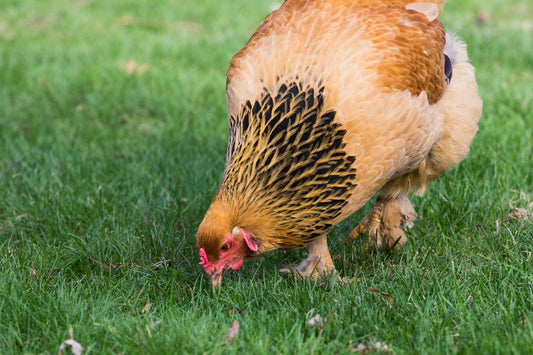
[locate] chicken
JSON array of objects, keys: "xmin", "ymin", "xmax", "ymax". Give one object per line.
[{"xmin": 196, "ymin": 0, "xmax": 482, "ymax": 287}]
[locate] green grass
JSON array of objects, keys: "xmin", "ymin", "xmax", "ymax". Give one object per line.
[{"xmin": 1, "ymin": 0, "xmax": 532, "ymax": 353}]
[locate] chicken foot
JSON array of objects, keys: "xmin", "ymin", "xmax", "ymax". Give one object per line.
[
  {"xmin": 349, "ymin": 195, "xmax": 417, "ymax": 250},
  {"xmin": 280, "ymin": 235, "xmax": 335, "ymax": 279}
]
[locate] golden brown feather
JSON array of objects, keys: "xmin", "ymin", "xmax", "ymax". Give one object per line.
[{"xmin": 197, "ymin": 0, "xmax": 482, "ymax": 286}]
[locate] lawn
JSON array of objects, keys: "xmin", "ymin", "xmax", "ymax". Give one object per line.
[{"xmin": 0, "ymin": 0, "xmax": 532, "ymax": 353}]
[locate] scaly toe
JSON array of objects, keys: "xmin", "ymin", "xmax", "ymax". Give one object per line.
[
  {"xmin": 348, "ymin": 223, "xmax": 367, "ymax": 241},
  {"xmin": 280, "ymin": 256, "xmax": 334, "ymax": 279}
]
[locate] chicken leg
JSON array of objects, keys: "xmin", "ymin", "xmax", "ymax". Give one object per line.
[
  {"xmin": 349, "ymin": 195, "xmax": 417, "ymax": 250},
  {"xmin": 280, "ymin": 235, "xmax": 335, "ymax": 278}
]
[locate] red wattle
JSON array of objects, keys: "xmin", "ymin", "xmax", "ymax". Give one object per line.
[{"xmin": 231, "ymin": 259, "xmax": 243, "ymax": 270}]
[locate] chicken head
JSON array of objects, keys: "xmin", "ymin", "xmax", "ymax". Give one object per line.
[{"xmin": 198, "ymin": 227, "xmax": 258, "ymax": 288}]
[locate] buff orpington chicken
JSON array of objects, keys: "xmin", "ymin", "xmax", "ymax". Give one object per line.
[{"xmin": 196, "ymin": 0, "xmax": 482, "ymax": 287}]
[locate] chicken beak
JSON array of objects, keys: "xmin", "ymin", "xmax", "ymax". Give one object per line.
[{"xmin": 211, "ymin": 271, "xmax": 224, "ymax": 288}]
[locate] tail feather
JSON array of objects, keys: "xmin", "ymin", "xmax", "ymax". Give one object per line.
[
  {"xmin": 404, "ymin": 0, "xmax": 445, "ymax": 21},
  {"xmin": 353, "ymin": 1, "xmax": 446, "ymax": 22}
]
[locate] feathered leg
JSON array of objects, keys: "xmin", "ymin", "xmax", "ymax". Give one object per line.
[
  {"xmin": 280, "ymin": 235, "xmax": 335, "ymax": 278},
  {"xmin": 349, "ymin": 195, "xmax": 417, "ymax": 250}
]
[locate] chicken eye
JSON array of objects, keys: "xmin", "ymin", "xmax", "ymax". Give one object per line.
[{"xmin": 220, "ymin": 243, "xmax": 230, "ymax": 252}]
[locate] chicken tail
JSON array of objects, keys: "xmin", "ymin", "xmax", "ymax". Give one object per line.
[{"xmin": 404, "ymin": 0, "xmax": 446, "ymax": 21}]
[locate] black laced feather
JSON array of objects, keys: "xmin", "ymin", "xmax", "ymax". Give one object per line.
[{"xmin": 219, "ymin": 82, "xmax": 357, "ymax": 249}]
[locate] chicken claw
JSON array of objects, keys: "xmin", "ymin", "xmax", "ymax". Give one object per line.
[
  {"xmin": 348, "ymin": 197, "xmax": 386, "ymax": 248},
  {"xmin": 280, "ymin": 235, "xmax": 335, "ymax": 279},
  {"xmin": 348, "ymin": 196, "xmax": 416, "ymax": 250}
]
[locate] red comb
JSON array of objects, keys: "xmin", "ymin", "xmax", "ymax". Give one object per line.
[{"xmin": 199, "ymin": 248, "xmax": 213, "ymax": 274}]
